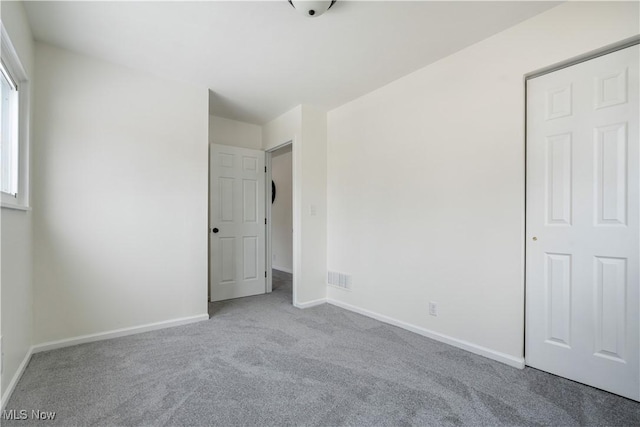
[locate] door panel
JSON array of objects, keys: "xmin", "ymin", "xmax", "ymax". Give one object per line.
[
  {"xmin": 210, "ymin": 144, "xmax": 266, "ymax": 302},
  {"xmin": 546, "ymin": 133, "xmax": 572, "ymax": 225},
  {"xmin": 595, "ymin": 123, "xmax": 627, "ymax": 225},
  {"xmin": 594, "ymin": 256, "xmax": 626, "ymax": 360},
  {"xmin": 545, "ymin": 252, "xmax": 572, "ymax": 347},
  {"xmin": 526, "ymin": 45, "xmax": 639, "ymax": 400}
]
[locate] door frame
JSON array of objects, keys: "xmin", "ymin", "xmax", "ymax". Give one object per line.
[
  {"xmin": 523, "ymin": 36, "xmax": 640, "ymax": 377},
  {"xmin": 265, "ymin": 139, "xmax": 299, "ymax": 304}
]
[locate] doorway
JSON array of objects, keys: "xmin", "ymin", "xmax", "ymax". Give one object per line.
[
  {"xmin": 266, "ymin": 142, "xmax": 294, "ymax": 304},
  {"xmin": 525, "ymin": 44, "xmax": 639, "ymax": 400},
  {"xmin": 208, "ymin": 137, "xmax": 300, "ymax": 307}
]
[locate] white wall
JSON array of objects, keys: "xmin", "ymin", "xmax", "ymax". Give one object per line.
[
  {"xmin": 209, "ymin": 115, "xmax": 262, "ymax": 150},
  {"xmin": 271, "ymin": 146, "xmax": 292, "ymax": 273},
  {"xmin": 263, "ymin": 106, "xmax": 301, "ymax": 152},
  {"xmin": 327, "ymin": 2, "xmax": 639, "ymax": 360},
  {"xmin": 0, "ymin": 0, "xmax": 34, "ymax": 403},
  {"xmin": 32, "ymin": 43, "xmax": 209, "ymax": 345},
  {"xmin": 299, "ymin": 105, "xmax": 327, "ymax": 303},
  {"xmin": 263, "ymin": 105, "xmax": 327, "ymax": 305}
]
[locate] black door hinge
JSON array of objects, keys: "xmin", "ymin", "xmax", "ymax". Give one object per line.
[
  {"xmin": 265, "ymin": 218, "xmax": 267, "ymax": 224},
  {"xmin": 265, "ymin": 271, "xmax": 267, "ymax": 278}
]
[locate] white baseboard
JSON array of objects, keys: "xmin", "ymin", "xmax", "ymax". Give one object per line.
[
  {"xmin": 326, "ymin": 298, "xmax": 525, "ymax": 369},
  {"xmin": 273, "ymin": 266, "xmax": 293, "ymax": 274},
  {"xmin": 1, "ymin": 345, "xmax": 33, "ymax": 411},
  {"xmin": 32, "ymin": 314, "xmax": 210, "ymax": 354},
  {"xmin": 294, "ymin": 298, "xmax": 326, "ymax": 309}
]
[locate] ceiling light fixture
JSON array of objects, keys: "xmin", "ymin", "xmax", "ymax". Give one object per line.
[{"xmin": 288, "ymin": 0, "xmax": 336, "ymax": 18}]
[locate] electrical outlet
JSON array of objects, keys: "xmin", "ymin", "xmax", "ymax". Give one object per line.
[{"xmin": 429, "ymin": 302, "xmax": 438, "ymax": 317}]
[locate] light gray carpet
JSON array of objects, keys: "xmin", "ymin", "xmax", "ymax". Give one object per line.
[{"xmin": 4, "ymin": 270, "xmax": 640, "ymax": 426}]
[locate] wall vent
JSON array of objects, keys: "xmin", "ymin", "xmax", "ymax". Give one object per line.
[{"xmin": 327, "ymin": 271, "xmax": 352, "ymax": 290}]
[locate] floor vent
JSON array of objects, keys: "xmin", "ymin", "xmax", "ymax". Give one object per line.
[{"xmin": 327, "ymin": 271, "xmax": 352, "ymax": 290}]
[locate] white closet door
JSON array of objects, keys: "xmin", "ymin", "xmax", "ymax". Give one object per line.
[{"xmin": 526, "ymin": 45, "xmax": 639, "ymax": 400}]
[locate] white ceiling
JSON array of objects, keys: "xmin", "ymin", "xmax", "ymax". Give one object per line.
[{"xmin": 24, "ymin": 1, "xmax": 559, "ymax": 124}]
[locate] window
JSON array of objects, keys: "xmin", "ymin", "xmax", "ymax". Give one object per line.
[
  {"xmin": 0, "ymin": 23, "xmax": 29, "ymax": 209},
  {"xmin": 1, "ymin": 59, "xmax": 19, "ymax": 197}
]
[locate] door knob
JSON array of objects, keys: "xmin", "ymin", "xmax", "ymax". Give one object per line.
[
  {"xmin": 532, "ymin": 236, "xmax": 538, "ymax": 241},
  {"xmin": 211, "ymin": 228, "xmax": 219, "ymax": 234}
]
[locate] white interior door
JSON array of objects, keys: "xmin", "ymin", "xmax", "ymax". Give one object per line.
[
  {"xmin": 210, "ymin": 144, "xmax": 266, "ymax": 302},
  {"xmin": 526, "ymin": 45, "xmax": 639, "ymax": 400}
]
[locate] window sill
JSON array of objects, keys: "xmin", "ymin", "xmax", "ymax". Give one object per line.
[{"xmin": 1, "ymin": 201, "xmax": 31, "ymax": 211}]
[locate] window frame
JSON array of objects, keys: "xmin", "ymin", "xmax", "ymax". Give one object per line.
[{"xmin": 1, "ymin": 22, "xmax": 30, "ymax": 210}]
